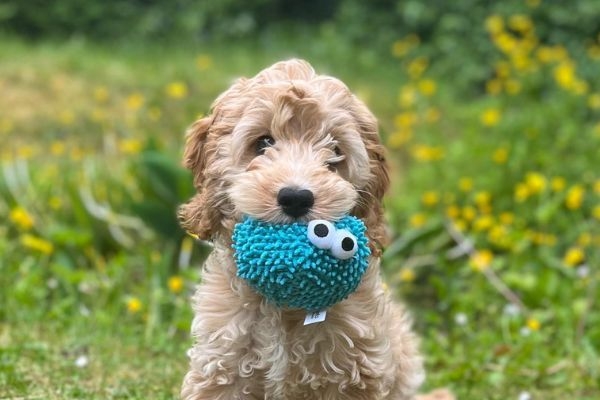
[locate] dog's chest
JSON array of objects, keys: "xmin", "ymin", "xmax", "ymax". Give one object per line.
[{"xmin": 249, "ymin": 310, "xmax": 381, "ymax": 399}]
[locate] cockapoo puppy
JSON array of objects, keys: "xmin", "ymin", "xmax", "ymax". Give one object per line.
[{"xmin": 178, "ymin": 59, "xmax": 426, "ymax": 399}]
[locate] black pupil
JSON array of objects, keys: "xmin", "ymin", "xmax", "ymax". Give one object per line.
[
  {"xmin": 314, "ymin": 224, "xmax": 329, "ymax": 238},
  {"xmin": 256, "ymin": 136, "xmax": 274, "ymax": 154},
  {"xmin": 341, "ymin": 237, "xmax": 354, "ymax": 251}
]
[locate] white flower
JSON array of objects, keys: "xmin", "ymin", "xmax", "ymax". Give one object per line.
[
  {"xmin": 576, "ymin": 264, "xmax": 590, "ymax": 278},
  {"xmin": 503, "ymin": 303, "xmax": 521, "ymax": 317},
  {"xmin": 454, "ymin": 312, "xmax": 468, "ymax": 326},
  {"xmin": 75, "ymin": 355, "xmax": 89, "ymax": 368},
  {"xmin": 520, "ymin": 327, "xmax": 531, "ymax": 337},
  {"xmin": 518, "ymin": 391, "xmax": 531, "ymax": 400}
]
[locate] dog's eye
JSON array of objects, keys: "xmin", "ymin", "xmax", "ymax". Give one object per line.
[
  {"xmin": 307, "ymin": 220, "xmax": 336, "ymax": 249},
  {"xmin": 326, "ymin": 146, "xmax": 343, "ymax": 172},
  {"xmin": 255, "ymin": 135, "xmax": 275, "ymax": 155},
  {"xmin": 330, "ymin": 229, "xmax": 358, "ymax": 260}
]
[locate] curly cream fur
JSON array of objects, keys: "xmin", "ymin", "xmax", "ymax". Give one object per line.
[{"xmin": 179, "ymin": 59, "xmax": 425, "ymax": 399}]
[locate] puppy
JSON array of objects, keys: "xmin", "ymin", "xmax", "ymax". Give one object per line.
[{"xmin": 178, "ymin": 59, "xmax": 425, "ymax": 399}]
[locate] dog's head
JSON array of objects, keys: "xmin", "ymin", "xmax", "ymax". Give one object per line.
[{"xmin": 179, "ymin": 59, "xmax": 389, "ymax": 255}]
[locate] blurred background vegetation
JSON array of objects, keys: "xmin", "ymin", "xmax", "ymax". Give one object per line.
[{"xmin": 1, "ymin": 0, "xmax": 599, "ymax": 399}]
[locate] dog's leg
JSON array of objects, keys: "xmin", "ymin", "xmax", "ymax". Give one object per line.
[{"xmin": 181, "ymin": 247, "xmax": 266, "ymax": 400}]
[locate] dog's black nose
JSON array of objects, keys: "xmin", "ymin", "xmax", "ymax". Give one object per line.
[{"xmin": 277, "ymin": 187, "xmax": 314, "ymax": 218}]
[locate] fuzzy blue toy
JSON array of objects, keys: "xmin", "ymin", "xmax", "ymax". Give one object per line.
[{"xmin": 232, "ymin": 216, "xmax": 370, "ymax": 311}]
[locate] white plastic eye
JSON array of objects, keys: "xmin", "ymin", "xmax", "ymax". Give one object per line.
[
  {"xmin": 331, "ymin": 229, "xmax": 357, "ymax": 260},
  {"xmin": 307, "ymin": 220, "xmax": 336, "ymax": 249}
]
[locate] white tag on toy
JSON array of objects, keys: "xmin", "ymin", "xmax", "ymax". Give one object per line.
[{"xmin": 304, "ymin": 310, "xmax": 327, "ymax": 325}]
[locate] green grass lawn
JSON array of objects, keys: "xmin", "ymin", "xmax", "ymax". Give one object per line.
[{"xmin": 1, "ymin": 29, "xmax": 599, "ymax": 399}]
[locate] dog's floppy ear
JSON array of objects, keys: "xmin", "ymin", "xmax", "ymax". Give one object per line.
[
  {"xmin": 178, "ymin": 116, "xmax": 222, "ymax": 240},
  {"xmin": 350, "ymin": 101, "xmax": 391, "ymax": 257}
]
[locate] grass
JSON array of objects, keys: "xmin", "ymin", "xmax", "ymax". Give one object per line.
[{"xmin": 2, "ymin": 18, "xmax": 600, "ymax": 400}]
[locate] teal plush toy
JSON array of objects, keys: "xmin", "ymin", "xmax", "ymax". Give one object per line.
[{"xmin": 232, "ymin": 216, "xmax": 370, "ymax": 311}]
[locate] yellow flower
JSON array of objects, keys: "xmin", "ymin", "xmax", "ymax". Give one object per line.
[
  {"xmin": 407, "ymin": 57, "xmax": 429, "ymax": 79},
  {"xmin": 492, "ymin": 147, "xmax": 509, "ymax": 164},
  {"xmin": 587, "ymin": 94, "xmax": 600, "ymax": 110},
  {"xmin": 462, "ymin": 206, "xmax": 476, "ymax": 222},
  {"xmin": 50, "ymin": 141, "xmax": 66, "ymax": 156},
  {"xmin": 409, "ymin": 213, "xmax": 427, "ymax": 228},
  {"xmin": 398, "ymin": 268, "xmax": 416, "ymax": 283},
  {"xmin": 421, "ymin": 191, "xmax": 440, "ymax": 207},
  {"xmin": 528, "ymin": 231, "xmax": 556, "ymax": 246},
  {"xmin": 196, "ymin": 54, "xmax": 213, "ymax": 70},
  {"xmin": 486, "ymin": 79, "xmax": 502, "ymax": 95},
  {"xmin": 166, "ymin": 81, "xmax": 188, "ymax": 99},
  {"xmin": 93, "ymin": 86, "xmax": 109, "ymax": 103},
  {"xmin": 551, "ymin": 177, "xmax": 566, "ymax": 192},
  {"xmin": 119, "ymin": 138, "xmax": 143, "ymax": 155},
  {"xmin": 508, "ymin": 14, "xmax": 533, "ymax": 34},
  {"xmin": 510, "ymin": 53, "xmax": 533, "ymax": 72},
  {"xmin": 16, "ymin": 145, "xmax": 35, "ymax": 160},
  {"xmin": 10, "ymin": 206, "xmax": 35, "ymax": 230},
  {"xmin": 565, "ymin": 185, "xmax": 585, "ymax": 210},
  {"xmin": 480, "ymin": 108, "xmax": 501, "ymax": 127},
  {"xmin": 499, "ymin": 212, "xmax": 515, "ymax": 225},
  {"xmin": 485, "ymin": 15, "xmax": 504, "ymax": 35},
  {"xmin": 593, "ymin": 205, "xmax": 600, "ymax": 220},
  {"xmin": 473, "ymin": 215, "xmax": 494, "ymax": 231},
  {"xmin": 452, "ymin": 218, "xmax": 467, "ymax": 232},
  {"xmin": 391, "ymin": 34, "xmax": 420, "ymax": 58},
  {"xmin": 446, "ymin": 205, "xmax": 460, "ymax": 218},
  {"xmin": 474, "ymin": 191, "xmax": 492, "ymax": 207},
  {"xmin": 410, "ymin": 145, "xmax": 444, "ymax": 161},
  {"xmin": 554, "ymin": 62, "xmax": 576, "ymax": 90},
  {"xmin": 488, "ymin": 225, "xmax": 508, "ymax": 246},
  {"xmin": 514, "ymin": 183, "xmax": 530, "ymax": 202},
  {"xmin": 20, "ymin": 234, "xmax": 54, "ymax": 255},
  {"xmin": 563, "ymin": 247, "xmax": 584, "ymax": 267},
  {"xmin": 459, "ymin": 177, "xmax": 473, "ymax": 192},
  {"xmin": 398, "ymin": 85, "xmax": 417, "ymax": 108},
  {"xmin": 577, "ymin": 232, "xmax": 592, "ymax": 247},
  {"xmin": 417, "ymin": 79, "xmax": 437, "ymax": 96},
  {"xmin": 526, "ymin": 318, "xmax": 540, "ymax": 331},
  {"xmin": 525, "ymin": 172, "xmax": 547, "ymax": 194},
  {"xmin": 572, "ymin": 79, "xmax": 589, "ymax": 96},
  {"xmin": 594, "ymin": 180, "xmax": 600, "ymax": 194},
  {"xmin": 470, "ymin": 250, "xmax": 493, "ymax": 271},
  {"xmin": 394, "ymin": 112, "xmax": 418, "ymax": 129},
  {"xmin": 168, "ymin": 276, "xmax": 184, "ymax": 294},
  {"xmin": 126, "ymin": 93, "xmax": 145, "ymax": 111},
  {"xmin": 127, "ymin": 297, "xmax": 142, "ymax": 314},
  {"xmin": 493, "ymin": 32, "xmax": 517, "ymax": 54}
]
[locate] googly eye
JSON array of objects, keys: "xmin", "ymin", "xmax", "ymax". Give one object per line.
[
  {"xmin": 307, "ymin": 220, "xmax": 336, "ymax": 249},
  {"xmin": 331, "ymin": 229, "xmax": 357, "ymax": 260}
]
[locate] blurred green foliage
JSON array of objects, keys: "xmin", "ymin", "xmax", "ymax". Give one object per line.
[{"xmin": 2, "ymin": 0, "xmax": 600, "ymax": 91}]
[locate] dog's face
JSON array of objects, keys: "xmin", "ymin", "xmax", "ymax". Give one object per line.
[{"xmin": 179, "ymin": 59, "xmax": 389, "ymax": 254}]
